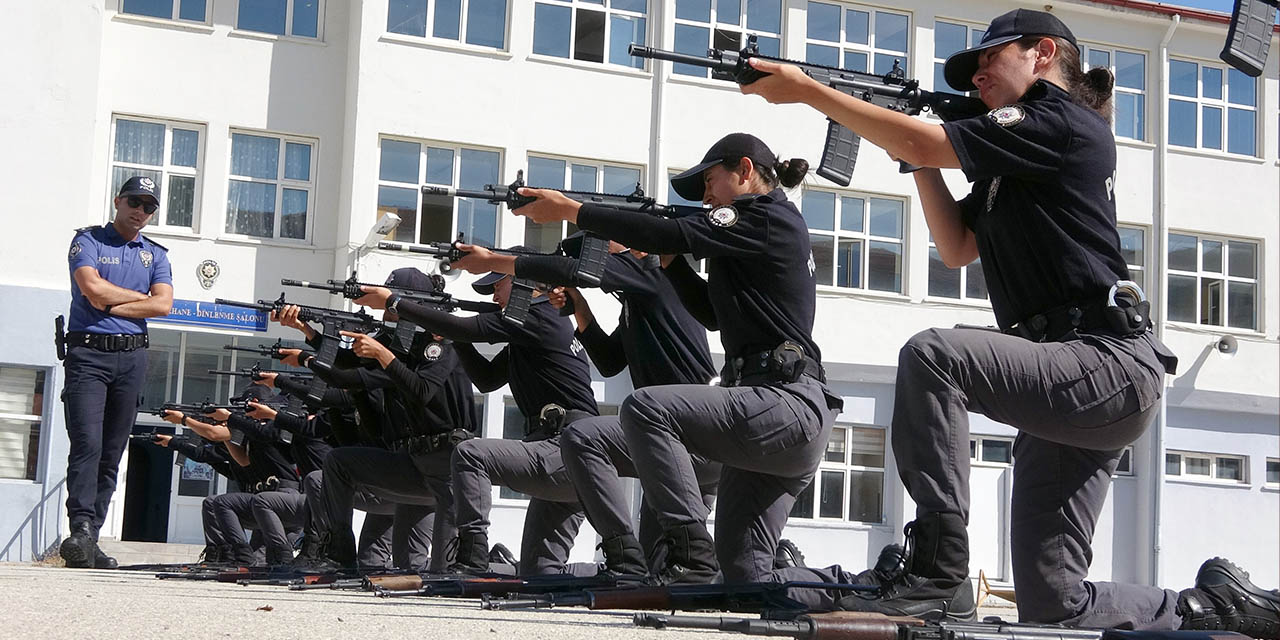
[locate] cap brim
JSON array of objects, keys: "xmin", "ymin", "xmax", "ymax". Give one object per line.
[
  {"xmin": 670, "ymin": 159, "xmax": 723, "ymax": 203},
  {"xmin": 942, "ymin": 34, "xmax": 1023, "ymax": 93},
  {"xmin": 471, "ymin": 271, "xmax": 509, "ymax": 295},
  {"xmin": 118, "ymin": 189, "xmax": 159, "ymax": 203}
]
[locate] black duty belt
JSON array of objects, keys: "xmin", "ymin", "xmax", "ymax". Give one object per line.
[
  {"xmin": 251, "ymin": 476, "xmax": 300, "ymax": 493},
  {"xmin": 391, "ymin": 428, "xmax": 476, "ymax": 455},
  {"xmin": 524, "ymin": 404, "xmax": 595, "ymax": 441},
  {"xmin": 1005, "ymin": 281, "xmax": 1151, "ymax": 343},
  {"xmin": 720, "ymin": 341, "xmax": 825, "ymax": 387},
  {"xmin": 65, "ymin": 332, "xmax": 149, "ymax": 352}
]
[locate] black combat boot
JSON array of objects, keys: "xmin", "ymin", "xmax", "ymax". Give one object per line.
[
  {"xmin": 774, "ymin": 539, "xmax": 808, "ymax": 570},
  {"xmin": 59, "ymin": 521, "xmax": 95, "ymax": 569},
  {"xmin": 837, "ymin": 513, "xmax": 976, "ymax": 621},
  {"xmin": 598, "ymin": 534, "xmax": 648, "ymax": 579},
  {"xmin": 488, "ymin": 543, "xmax": 518, "ymax": 569},
  {"xmin": 447, "ymin": 531, "xmax": 490, "ymax": 575},
  {"xmin": 227, "ymin": 542, "xmax": 256, "ymax": 567},
  {"xmin": 1179, "ymin": 558, "xmax": 1280, "ymax": 639},
  {"xmin": 648, "ymin": 523, "xmax": 718, "ymax": 585},
  {"xmin": 198, "ymin": 544, "xmax": 223, "ymax": 565},
  {"xmin": 92, "ymin": 544, "xmax": 118, "ymax": 569}
]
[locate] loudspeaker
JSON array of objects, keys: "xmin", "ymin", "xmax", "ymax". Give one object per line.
[{"xmin": 1220, "ymin": 0, "xmax": 1277, "ymax": 78}]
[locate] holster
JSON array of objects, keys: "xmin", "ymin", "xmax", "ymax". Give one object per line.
[
  {"xmin": 720, "ymin": 341, "xmax": 825, "ymax": 387},
  {"xmin": 54, "ymin": 315, "xmax": 67, "ymax": 361}
]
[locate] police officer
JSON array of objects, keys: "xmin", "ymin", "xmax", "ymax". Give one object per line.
[
  {"xmin": 60, "ymin": 175, "xmax": 173, "ymax": 569},
  {"xmin": 513, "ymin": 133, "xmax": 844, "ymax": 586},
  {"xmin": 355, "ymin": 258, "xmax": 599, "ymax": 576},
  {"xmin": 739, "ymin": 8, "xmax": 1280, "ymax": 635},
  {"xmin": 449, "ymin": 237, "xmax": 722, "ymax": 577}
]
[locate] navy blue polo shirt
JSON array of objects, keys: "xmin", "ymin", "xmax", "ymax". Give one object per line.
[
  {"xmin": 67, "ymin": 225, "xmax": 172, "ymax": 334},
  {"xmin": 941, "ymin": 79, "xmax": 1129, "ymax": 330}
]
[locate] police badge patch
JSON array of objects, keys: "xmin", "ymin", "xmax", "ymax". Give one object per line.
[
  {"xmin": 139, "ymin": 177, "xmax": 156, "ymax": 191},
  {"xmin": 424, "ymin": 343, "xmax": 443, "ymax": 361},
  {"xmin": 139, "ymin": 250, "xmax": 153, "ymax": 268},
  {"xmin": 198, "ymin": 259, "xmax": 221, "ymax": 289},
  {"xmin": 69, "ymin": 242, "xmax": 81, "ymax": 260},
  {"xmin": 989, "ymin": 105, "xmax": 1025, "ymax": 127},
  {"xmin": 707, "ymin": 205, "xmax": 739, "ymax": 228}
]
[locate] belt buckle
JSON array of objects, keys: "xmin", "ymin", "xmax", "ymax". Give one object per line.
[{"xmin": 539, "ymin": 403, "xmax": 566, "ymax": 430}]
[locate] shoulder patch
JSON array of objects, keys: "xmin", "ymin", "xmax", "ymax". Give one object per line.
[
  {"xmin": 69, "ymin": 242, "xmax": 82, "ymax": 260},
  {"xmin": 140, "ymin": 234, "xmax": 168, "ymax": 252},
  {"xmin": 423, "ymin": 342, "xmax": 443, "ymax": 361},
  {"xmin": 707, "ymin": 205, "xmax": 739, "ymax": 228},
  {"xmin": 988, "ymin": 105, "xmax": 1025, "ymax": 128}
]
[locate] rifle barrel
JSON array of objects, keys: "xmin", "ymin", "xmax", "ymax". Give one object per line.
[
  {"xmin": 281, "ymin": 278, "xmax": 339, "ymax": 291},
  {"xmin": 628, "ymin": 43, "xmax": 733, "ymax": 71}
]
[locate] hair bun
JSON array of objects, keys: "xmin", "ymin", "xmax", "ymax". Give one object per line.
[
  {"xmin": 1085, "ymin": 66, "xmax": 1114, "ymax": 95},
  {"xmin": 775, "ymin": 158, "xmax": 809, "ymax": 188}
]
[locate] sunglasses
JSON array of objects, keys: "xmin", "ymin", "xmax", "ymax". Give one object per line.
[{"xmin": 126, "ymin": 195, "xmax": 159, "ymax": 215}]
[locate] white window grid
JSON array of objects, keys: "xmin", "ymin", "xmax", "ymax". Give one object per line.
[
  {"xmin": 108, "ymin": 115, "xmax": 204, "ymax": 232},
  {"xmin": 0, "ymin": 365, "xmax": 48, "ymax": 482},
  {"xmin": 969, "ymin": 436, "xmax": 1012, "ymax": 466},
  {"xmin": 791, "ymin": 424, "xmax": 886, "ymax": 524},
  {"xmin": 1081, "ymin": 44, "xmax": 1147, "ymax": 142},
  {"xmin": 375, "ymin": 137, "xmax": 504, "ymax": 248},
  {"xmin": 387, "ymin": 0, "xmax": 509, "ymax": 49},
  {"xmin": 1166, "ymin": 450, "xmax": 1249, "ymax": 485},
  {"xmin": 1166, "ymin": 232, "xmax": 1258, "ymax": 331},
  {"xmin": 801, "ymin": 189, "xmax": 906, "ymax": 293},
  {"xmin": 1117, "ymin": 225, "xmax": 1147, "ymax": 295},
  {"xmin": 225, "ymin": 130, "xmax": 317, "ymax": 243},
  {"xmin": 1169, "ymin": 58, "xmax": 1258, "ymax": 156},
  {"xmin": 671, "ymin": 0, "xmax": 783, "ymax": 80},
  {"xmin": 803, "ymin": 1, "xmax": 910, "ymax": 75},
  {"xmin": 926, "ymin": 235, "xmax": 987, "ymax": 302},
  {"xmin": 119, "ymin": 0, "xmax": 209, "ymax": 23},
  {"xmin": 1114, "ymin": 446, "xmax": 1135, "ymax": 477},
  {"xmin": 533, "ymin": 0, "xmax": 648, "ymax": 67},
  {"xmin": 524, "ymin": 154, "xmax": 645, "ymax": 251},
  {"xmin": 1266, "ymin": 458, "xmax": 1280, "ymax": 488},
  {"xmin": 931, "ymin": 19, "xmax": 986, "ymax": 97},
  {"xmin": 235, "ymin": 0, "xmax": 323, "ymax": 39}
]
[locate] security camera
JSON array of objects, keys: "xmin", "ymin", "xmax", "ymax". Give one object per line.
[
  {"xmin": 1215, "ymin": 334, "xmax": 1238, "ymax": 356},
  {"xmin": 363, "ymin": 213, "xmax": 401, "ymax": 250}
]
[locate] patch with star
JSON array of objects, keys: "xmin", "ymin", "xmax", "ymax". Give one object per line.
[
  {"xmin": 707, "ymin": 205, "xmax": 739, "ymax": 228},
  {"xmin": 988, "ymin": 105, "xmax": 1025, "ymax": 128},
  {"xmin": 139, "ymin": 250, "xmax": 153, "ymax": 268}
]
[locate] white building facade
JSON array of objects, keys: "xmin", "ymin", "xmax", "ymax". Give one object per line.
[{"xmin": 1, "ymin": 0, "xmax": 1275, "ymax": 593}]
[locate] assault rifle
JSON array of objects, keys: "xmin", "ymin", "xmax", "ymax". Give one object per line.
[
  {"xmin": 208, "ymin": 364, "xmax": 314, "ymax": 382},
  {"xmin": 373, "ymin": 572, "xmax": 629, "ymax": 599},
  {"xmin": 628, "ymin": 36, "xmax": 989, "ymax": 183},
  {"xmin": 223, "ymin": 339, "xmax": 313, "ymax": 361},
  {"xmin": 632, "ymin": 611, "xmax": 1251, "ymax": 640},
  {"xmin": 480, "ymin": 581, "xmax": 875, "ymax": 613},
  {"xmin": 215, "ymin": 294, "xmax": 381, "ymax": 406}
]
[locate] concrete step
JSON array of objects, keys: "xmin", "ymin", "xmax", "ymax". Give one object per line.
[{"xmin": 96, "ymin": 540, "xmax": 204, "ymax": 567}]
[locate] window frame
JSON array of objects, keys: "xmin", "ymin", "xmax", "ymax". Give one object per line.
[
  {"xmin": 1265, "ymin": 458, "xmax": 1280, "ymax": 489},
  {"xmin": 789, "ymin": 423, "xmax": 887, "ymax": 525},
  {"xmin": 931, "ymin": 18, "xmax": 986, "ymax": 99},
  {"xmin": 375, "ymin": 136, "xmax": 505, "ymax": 249},
  {"xmin": 1165, "ymin": 231, "xmax": 1260, "ymax": 332},
  {"xmin": 669, "ymin": 0, "xmax": 784, "ymax": 81},
  {"xmin": 1114, "ymin": 446, "xmax": 1135, "ymax": 477},
  {"xmin": 1167, "ymin": 56, "xmax": 1259, "ymax": 157},
  {"xmin": 523, "ymin": 153, "xmax": 645, "ymax": 251},
  {"xmin": 531, "ymin": 0, "xmax": 649, "ymax": 69},
  {"xmin": 801, "ymin": 188, "xmax": 908, "ymax": 295},
  {"xmin": 118, "ymin": 0, "xmax": 210, "ymax": 24},
  {"xmin": 969, "ymin": 435, "xmax": 1013, "ymax": 467},
  {"xmin": 803, "ymin": 1, "xmax": 912, "ymax": 76},
  {"xmin": 1080, "ymin": 42, "xmax": 1148, "ymax": 142},
  {"xmin": 0, "ymin": 365, "xmax": 50, "ymax": 483},
  {"xmin": 223, "ymin": 129, "xmax": 318, "ymax": 244},
  {"xmin": 926, "ymin": 236, "xmax": 988, "ymax": 304},
  {"xmin": 234, "ymin": 0, "xmax": 325, "ymax": 40},
  {"xmin": 108, "ymin": 114, "xmax": 205, "ymax": 233},
  {"xmin": 385, "ymin": 0, "xmax": 510, "ymax": 50},
  {"xmin": 1165, "ymin": 450, "xmax": 1250, "ymax": 485},
  {"xmin": 1117, "ymin": 224, "xmax": 1148, "ymax": 295}
]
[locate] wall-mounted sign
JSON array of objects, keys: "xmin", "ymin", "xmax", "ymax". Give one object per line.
[{"xmin": 153, "ymin": 299, "xmax": 267, "ymax": 331}]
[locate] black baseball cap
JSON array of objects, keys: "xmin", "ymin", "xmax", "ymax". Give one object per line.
[
  {"xmin": 943, "ymin": 9, "xmax": 1078, "ymax": 93},
  {"xmin": 471, "ymin": 246, "xmax": 530, "ymax": 295},
  {"xmin": 670, "ymin": 133, "xmax": 777, "ymax": 202},
  {"xmin": 385, "ymin": 267, "xmax": 441, "ymax": 293},
  {"xmin": 235, "ymin": 383, "xmax": 276, "ymax": 404},
  {"xmin": 118, "ymin": 175, "xmax": 160, "ymax": 204}
]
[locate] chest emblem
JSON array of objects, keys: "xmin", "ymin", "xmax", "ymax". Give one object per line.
[
  {"xmin": 69, "ymin": 242, "xmax": 82, "ymax": 260},
  {"xmin": 424, "ymin": 342, "xmax": 443, "ymax": 361},
  {"xmin": 139, "ymin": 250, "xmax": 153, "ymax": 268},
  {"xmin": 989, "ymin": 105, "xmax": 1025, "ymax": 127},
  {"xmin": 707, "ymin": 205, "xmax": 739, "ymax": 228},
  {"xmin": 198, "ymin": 259, "xmax": 221, "ymax": 289}
]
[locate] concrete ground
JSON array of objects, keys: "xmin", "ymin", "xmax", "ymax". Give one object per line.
[{"xmin": 0, "ymin": 563, "xmax": 1018, "ymax": 639}]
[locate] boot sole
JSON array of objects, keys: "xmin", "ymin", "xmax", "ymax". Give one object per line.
[{"xmin": 60, "ymin": 538, "xmax": 90, "ymax": 569}]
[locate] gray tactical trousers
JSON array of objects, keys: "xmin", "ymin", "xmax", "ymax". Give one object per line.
[
  {"xmin": 893, "ymin": 327, "xmax": 1180, "ymax": 629},
  {"xmin": 250, "ymin": 490, "xmax": 307, "ymax": 564},
  {"xmin": 303, "ymin": 468, "xmax": 434, "ymax": 571},
  {"xmin": 452, "ymin": 436, "xmax": 585, "ymax": 576},
  {"xmin": 620, "ymin": 376, "xmax": 840, "ymax": 583}
]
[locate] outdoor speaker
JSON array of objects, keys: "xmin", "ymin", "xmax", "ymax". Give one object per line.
[{"xmin": 1220, "ymin": 0, "xmax": 1277, "ymax": 77}]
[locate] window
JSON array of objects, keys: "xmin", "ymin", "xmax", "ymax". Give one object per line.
[
  {"xmin": 225, "ymin": 132, "xmax": 315, "ymax": 241},
  {"xmin": 533, "ymin": 0, "xmax": 647, "ymax": 68},
  {"xmin": 1114, "ymin": 446, "xmax": 1134, "ymax": 477},
  {"xmin": 933, "ymin": 20, "xmax": 985, "ymax": 93},
  {"xmin": 121, "ymin": 0, "xmax": 207, "ymax": 22},
  {"xmin": 0, "ymin": 367, "xmax": 47, "ymax": 481},
  {"xmin": 496, "ymin": 398, "xmax": 618, "ymax": 499},
  {"xmin": 806, "ymin": 2, "xmax": 909, "ymax": 75},
  {"xmin": 970, "ymin": 436, "xmax": 1012, "ymax": 465},
  {"xmin": 927, "ymin": 234, "xmax": 987, "ymax": 301},
  {"xmin": 1166, "ymin": 451, "xmax": 1248, "ymax": 484},
  {"xmin": 1117, "ymin": 225, "xmax": 1146, "ymax": 294},
  {"xmin": 387, "ymin": 0, "xmax": 506, "ymax": 49},
  {"xmin": 802, "ymin": 190, "xmax": 904, "ymax": 293},
  {"xmin": 237, "ymin": 0, "xmax": 320, "ymax": 38},
  {"xmin": 1169, "ymin": 59, "xmax": 1257, "ymax": 156},
  {"xmin": 141, "ymin": 329, "xmax": 310, "ymax": 411},
  {"xmin": 1167, "ymin": 233, "xmax": 1258, "ymax": 330},
  {"xmin": 672, "ymin": 0, "xmax": 781, "ymax": 78},
  {"xmin": 110, "ymin": 116, "xmax": 202, "ymax": 230},
  {"xmin": 376, "ymin": 138, "xmax": 501, "ymax": 247},
  {"xmin": 1266, "ymin": 458, "xmax": 1279, "ymax": 488},
  {"xmin": 524, "ymin": 156, "xmax": 642, "ymax": 252},
  {"xmin": 1082, "ymin": 45, "xmax": 1146, "ymax": 141},
  {"xmin": 791, "ymin": 425, "xmax": 885, "ymax": 523}
]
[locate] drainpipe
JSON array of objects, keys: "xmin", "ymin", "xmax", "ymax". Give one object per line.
[{"xmin": 1150, "ymin": 12, "xmax": 1180, "ymax": 588}]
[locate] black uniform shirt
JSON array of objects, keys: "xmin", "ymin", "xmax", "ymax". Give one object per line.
[
  {"xmin": 515, "ymin": 252, "xmax": 716, "ymax": 388},
  {"xmin": 227, "ymin": 413, "xmax": 299, "ymax": 483},
  {"xmin": 576, "ymin": 188, "xmax": 821, "ymax": 362},
  {"xmin": 942, "ymin": 79, "xmax": 1129, "ymax": 330}
]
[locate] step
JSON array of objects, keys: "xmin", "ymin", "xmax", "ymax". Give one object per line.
[{"xmin": 95, "ymin": 540, "xmax": 204, "ymax": 567}]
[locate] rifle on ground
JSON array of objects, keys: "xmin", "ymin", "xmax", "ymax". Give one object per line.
[
  {"xmin": 223, "ymin": 339, "xmax": 313, "ymax": 361},
  {"xmin": 628, "ymin": 35, "xmax": 989, "ymax": 183},
  {"xmin": 479, "ymin": 581, "xmax": 876, "ymax": 614},
  {"xmin": 632, "ymin": 611, "xmax": 1252, "ymax": 640},
  {"xmin": 373, "ymin": 572, "xmax": 630, "ymax": 598}
]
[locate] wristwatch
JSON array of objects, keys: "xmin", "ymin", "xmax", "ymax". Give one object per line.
[
  {"xmin": 104, "ymin": 304, "xmax": 113, "ymax": 315},
  {"xmin": 387, "ymin": 293, "xmax": 402, "ymax": 314}
]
